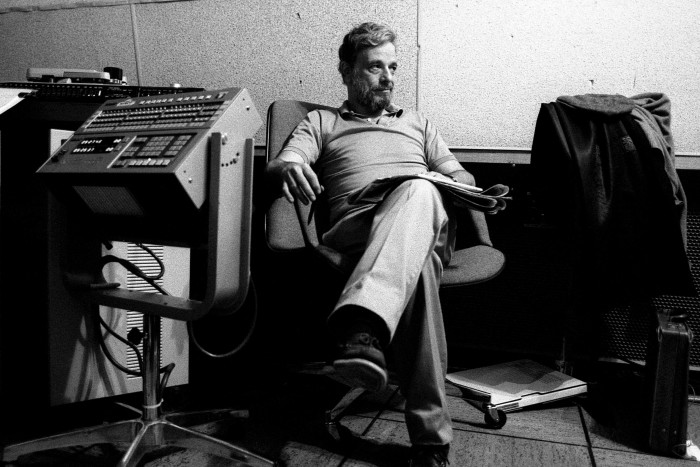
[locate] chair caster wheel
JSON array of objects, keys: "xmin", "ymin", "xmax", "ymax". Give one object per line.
[
  {"xmin": 484, "ymin": 409, "xmax": 507, "ymax": 429},
  {"xmin": 325, "ymin": 421, "xmax": 353, "ymax": 444}
]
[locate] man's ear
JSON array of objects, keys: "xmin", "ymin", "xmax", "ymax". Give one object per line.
[{"xmin": 339, "ymin": 61, "xmax": 352, "ymax": 84}]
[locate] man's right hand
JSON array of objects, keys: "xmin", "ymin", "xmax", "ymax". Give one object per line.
[{"xmin": 266, "ymin": 152, "xmax": 324, "ymax": 205}]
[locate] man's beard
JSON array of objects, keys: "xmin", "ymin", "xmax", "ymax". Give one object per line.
[{"xmin": 350, "ymin": 71, "xmax": 393, "ymax": 114}]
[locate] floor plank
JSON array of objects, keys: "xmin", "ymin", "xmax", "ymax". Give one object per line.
[{"xmin": 4, "ymin": 367, "xmax": 700, "ymax": 466}]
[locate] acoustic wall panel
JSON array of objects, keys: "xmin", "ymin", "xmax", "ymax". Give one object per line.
[
  {"xmin": 419, "ymin": 0, "xmax": 700, "ymax": 154},
  {"xmin": 3, "ymin": 0, "xmax": 699, "ymax": 155},
  {"xmin": 132, "ymin": 0, "xmax": 418, "ymax": 144},
  {"xmin": 0, "ymin": 4, "xmax": 138, "ymax": 84}
]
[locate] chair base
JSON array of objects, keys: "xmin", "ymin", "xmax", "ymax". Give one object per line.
[
  {"xmin": 291, "ymin": 361, "xmax": 370, "ymax": 442},
  {"xmin": 3, "ymin": 406, "xmax": 276, "ymax": 466},
  {"xmin": 324, "ymin": 386, "xmax": 366, "ymax": 442}
]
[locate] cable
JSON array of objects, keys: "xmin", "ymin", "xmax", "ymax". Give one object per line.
[
  {"xmin": 93, "ymin": 244, "xmax": 173, "ymax": 379},
  {"xmin": 93, "ymin": 309, "xmax": 143, "ymax": 376},
  {"xmin": 93, "ymin": 245, "xmax": 260, "ymax": 400},
  {"xmin": 100, "ymin": 248, "xmax": 168, "ymax": 296},
  {"xmin": 133, "ymin": 242, "xmax": 165, "ymax": 281},
  {"xmin": 187, "ymin": 277, "xmax": 259, "ymax": 359},
  {"xmin": 159, "ymin": 362, "xmax": 176, "ymax": 401}
]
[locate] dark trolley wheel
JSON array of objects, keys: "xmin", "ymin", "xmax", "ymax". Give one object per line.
[{"xmin": 484, "ymin": 409, "xmax": 507, "ymax": 429}]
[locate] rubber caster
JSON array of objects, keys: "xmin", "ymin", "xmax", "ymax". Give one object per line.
[{"xmin": 484, "ymin": 409, "xmax": 507, "ymax": 429}]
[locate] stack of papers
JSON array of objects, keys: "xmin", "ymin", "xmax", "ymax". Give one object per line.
[
  {"xmin": 415, "ymin": 173, "xmax": 510, "ymax": 213},
  {"xmin": 446, "ymin": 359, "xmax": 587, "ymax": 412},
  {"xmin": 347, "ymin": 173, "xmax": 510, "ymax": 214}
]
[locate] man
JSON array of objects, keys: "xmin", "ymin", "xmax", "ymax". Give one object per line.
[{"xmin": 266, "ymin": 22, "xmax": 490, "ymax": 467}]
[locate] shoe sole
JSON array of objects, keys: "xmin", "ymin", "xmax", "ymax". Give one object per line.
[{"xmin": 333, "ymin": 358, "xmax": 388, "ymax": 392}]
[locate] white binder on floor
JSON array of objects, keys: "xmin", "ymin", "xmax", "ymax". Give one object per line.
[{"xmin": 446, "ymin": 359, "xmax": 587, "ymax": 412}]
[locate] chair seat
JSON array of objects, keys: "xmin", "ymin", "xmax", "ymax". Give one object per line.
[{"xmin": 441, "ymin": 245, "xmax": 505, "ymax": 287}]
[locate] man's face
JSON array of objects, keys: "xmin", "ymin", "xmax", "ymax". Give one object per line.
[{"xmin": 346, "ymin": 41, "xmax": 397, "ymax": 115}]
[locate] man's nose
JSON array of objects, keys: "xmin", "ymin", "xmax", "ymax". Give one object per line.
[{"xmin": 380, "ymin": 67, "xmax": 393, "ymax": 83}]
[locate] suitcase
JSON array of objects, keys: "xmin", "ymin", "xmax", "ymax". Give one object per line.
[{"xmin": 646, "ymin": 307, "xmax": 693, "ymax": 457}]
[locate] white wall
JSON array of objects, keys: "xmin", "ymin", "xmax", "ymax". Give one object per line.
[
  {"xmin": 1, "ymin": 0, "xmax": 698, "ymax": 154},
  {"xmin": 420, "ymin": 0, "xmax": 700, "ymax": 154}
]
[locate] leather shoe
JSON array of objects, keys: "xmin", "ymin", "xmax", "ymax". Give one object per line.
[
  {"xmin": 408, "ymin": 444, "xmax": 449, "ymax": 466},
  {"xmin": 333, "ymin": 332, "xmax": 388, "ymax": 392}
]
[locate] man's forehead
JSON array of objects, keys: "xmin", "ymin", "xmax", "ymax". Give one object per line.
[{"xmin": 357, "ymin": 42, "xmax": 397, "ymax": 63}]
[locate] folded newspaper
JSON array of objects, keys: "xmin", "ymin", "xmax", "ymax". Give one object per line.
[{"xmin": 347, "ymin": 173, "xmax": 510, "ymax": 214}]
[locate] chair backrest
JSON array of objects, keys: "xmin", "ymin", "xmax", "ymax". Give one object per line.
[{"xmin": 265, "ymin": 100, "xmax": 335, "ymax": 252}]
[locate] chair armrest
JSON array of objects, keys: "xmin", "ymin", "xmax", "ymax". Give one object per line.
[
  {"xmin": 293, "ymin": 198, "xmax": 319, "ymax": 248},
  {"xmin": 466, "ymin": 208, "xmax": 494, "ymax": 247}
]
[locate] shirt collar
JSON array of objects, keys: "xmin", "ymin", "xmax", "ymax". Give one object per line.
[{"xmin": 339, "ymin": 100, "xmax": 403, "ymax": 118}]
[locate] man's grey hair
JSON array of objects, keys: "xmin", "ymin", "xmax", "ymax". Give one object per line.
[{"xmin": 338, "ymin": 22, "xmax": 397, "ymax": 75}]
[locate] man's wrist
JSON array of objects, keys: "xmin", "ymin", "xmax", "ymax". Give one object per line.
[{"xmin": 447, "ymin": 169, "xmax": 475, "ymax": 186}]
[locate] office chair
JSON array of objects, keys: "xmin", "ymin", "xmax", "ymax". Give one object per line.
[{"xmin": 264, "ymin": 99, "xmax": 507, "ymax": 438}]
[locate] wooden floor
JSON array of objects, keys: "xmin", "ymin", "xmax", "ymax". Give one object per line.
[{"xmin": 3, "ymin": 361, "xmax": 700, "ymax": 466}]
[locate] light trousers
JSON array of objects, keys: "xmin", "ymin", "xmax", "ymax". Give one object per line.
[{"xmin": 323, "ymin": 179, "xmax": 455, "ymax": 446}]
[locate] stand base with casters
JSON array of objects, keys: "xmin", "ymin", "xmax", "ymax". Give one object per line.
[{"xmin": 3, "ymin": 314, "xmax": 276, "ymax": 467}]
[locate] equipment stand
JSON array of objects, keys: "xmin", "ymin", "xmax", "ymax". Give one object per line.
[{"xmin": 3, "ymin": 135, "xmax": 275, "ymax": 466}]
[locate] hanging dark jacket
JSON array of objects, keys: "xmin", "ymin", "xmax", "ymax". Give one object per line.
[{"xmin": 530, "ymin": 93, "xmax": 694, "ymax": 304}]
